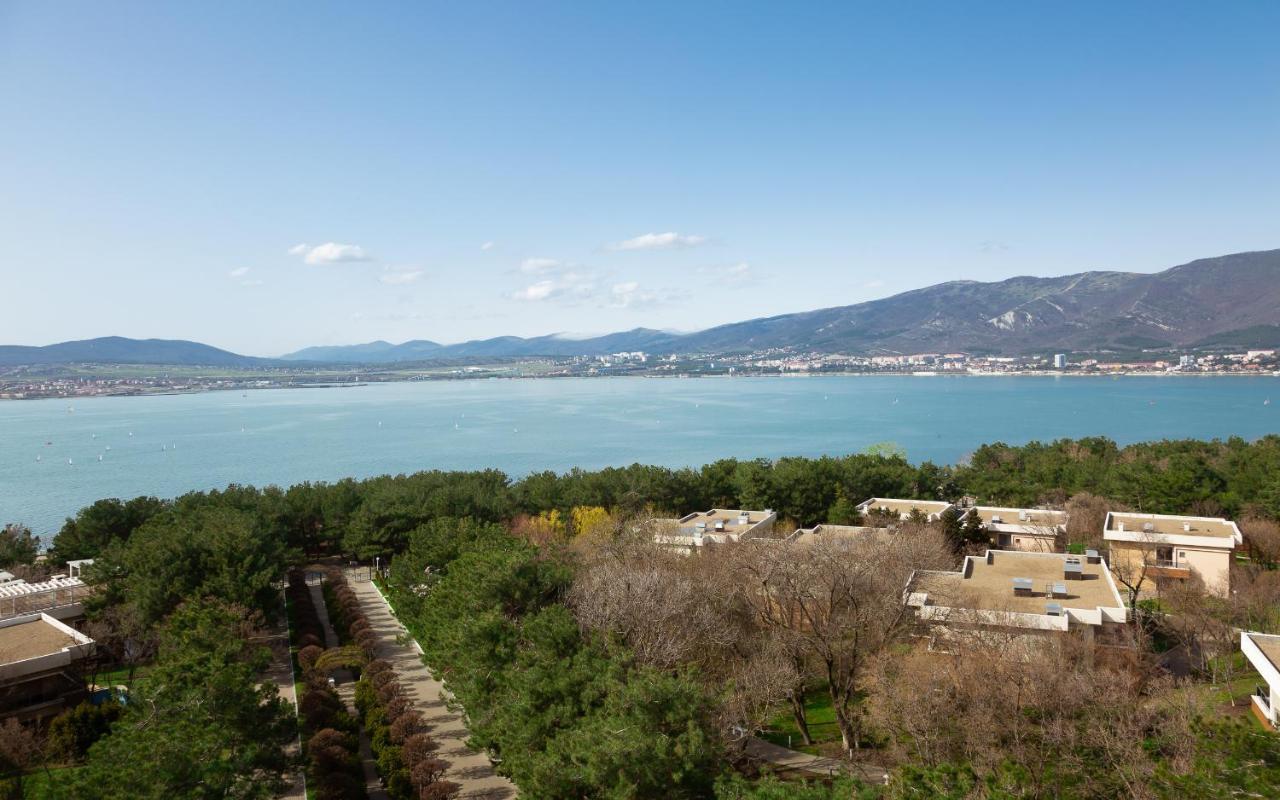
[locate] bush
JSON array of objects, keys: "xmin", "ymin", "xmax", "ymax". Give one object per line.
[{"xmin": 46, "ymin": 700, "xmax": 125, "ymax": 761}]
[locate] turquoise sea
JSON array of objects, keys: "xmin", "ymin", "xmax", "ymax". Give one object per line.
[{"xmin": 1, "ymin": 375, "xmax": 1277, "ymax": 536}]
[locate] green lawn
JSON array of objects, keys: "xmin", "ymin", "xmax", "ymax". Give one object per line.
[
  {"xmin": 760, "ymin": 688, "xmax": 841, "ymax": 755},
  {"xmin": 87, "ymin": 663, "xmax": 150, "ymax": 692}
]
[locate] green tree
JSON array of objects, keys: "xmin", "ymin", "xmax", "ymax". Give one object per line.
[
  {"xmin": 58, "ymin": 600, "xmax": 294, "ymax": 800},
  {"xmin": 0, "ymin": 524, "xmax": 38, "ymax": 569},
  {"xmin": 50, "ymin": 496, "xmax": 166, "ymax": 562}
]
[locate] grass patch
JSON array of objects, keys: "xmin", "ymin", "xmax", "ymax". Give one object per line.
[{"xmin": 760, "ymin": 688, "xmax": 841, "ymax": 755}]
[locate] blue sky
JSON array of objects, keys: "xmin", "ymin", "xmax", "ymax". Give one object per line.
[{"xmin": 1, "ymin": 2, "xmax": 1277, "ymax": 356}]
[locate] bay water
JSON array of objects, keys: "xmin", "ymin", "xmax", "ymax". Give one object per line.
[{"xmin": 1, "ymin": 375, "xmax": 1276, "ymax": 537}]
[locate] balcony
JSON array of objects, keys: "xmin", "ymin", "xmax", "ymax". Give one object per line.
[{"xmin": 1146, "ymin": 560, "xmax": 1191, "ymax": 580}]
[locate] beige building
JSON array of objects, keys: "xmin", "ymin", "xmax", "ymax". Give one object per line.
[
  {"xmin": 1103, "ymin": 512, "xmax": 1242, "ymax": 598},
  {"xmin": 651, "ymin": 508, "xmax": 777, "ymax": 552},
  {"xmin": 906, "ymin": 549, "xmax": 1127, "ymax": 636},
  {"xmin": 855, "ymin": 497, "xmax": 955, "ymax": 523},
  {"xmin": 0, "ymin": 612, "xmax": 96, "ymax": 722},
  {"xmin": 972, "ymin": 506, "xmax": 1066, "ymax": 552},
  {"xmin": 786, "ymin": 524, "xmax": 891, "ymax": 548},
  {"xmin": 1241, "ymin": 631, "xmax": 1280, "ymax": 731}
]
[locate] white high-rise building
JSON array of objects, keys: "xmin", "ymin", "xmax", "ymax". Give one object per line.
[{"xmin": 1053, "ymin": 353, "xmax": 1067, "ymax": 369}]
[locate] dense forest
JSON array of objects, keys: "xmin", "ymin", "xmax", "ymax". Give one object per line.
[{"xmin": 2, "ymin": 434, "xmax": 1279, "ymax": 799}]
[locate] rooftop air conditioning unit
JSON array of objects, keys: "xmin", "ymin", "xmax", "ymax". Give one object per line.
[
  {"xmin": 991, "ymin": 515, "xmax": 1003, "ymax": 524},
  {"xmin": 695, "ymin": 522, "xmax": 706, "ymax": 530},
  {"xmin": 738, "ymin": 513, "xmax": 751, "ymax": 525},
  {"xmin": 714, "ymin": 521, "xmax": 725, "ymax": 531},
  {"xmin": 1118, "ymin": 522, "xmax": 1125, "ymax": 532},
  {"xmin": 1143, "ymin": 523, "xmax": 1155, "ymax": 533},
  {"xmin": 1018, "ymin": 511, "xmax": 1029, "ymax": 522},
  {"xmin": 1182, "ymin": 523, "xmax": 1192, "ymax": 532}
]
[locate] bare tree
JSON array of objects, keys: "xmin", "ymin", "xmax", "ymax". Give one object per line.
[{"xmin": 732, "ymin": 524, "xmax": 953, "ymax": 752}]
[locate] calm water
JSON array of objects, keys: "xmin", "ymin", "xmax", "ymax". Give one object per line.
[{"xmin": 1, "ymin": 375, "xmax": 1277, "ymax": 536}]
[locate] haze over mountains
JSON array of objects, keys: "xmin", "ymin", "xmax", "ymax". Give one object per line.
[{"xmin": 5, "ymin": 250, "xmax": 1279, "ymax": 367}]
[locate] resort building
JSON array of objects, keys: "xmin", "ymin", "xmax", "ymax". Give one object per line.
[
  {"xmin": 0, "ymin": 568, "xmax": 92, "ymax": 623},
  {"xmin": 1242, "ymin": 631, "xmax": 1280, "ymax": 731},
  {"xmin": 786, "ymin": 524, "xmax": 890, "ymax": 548},
  {"xmin": 651, "ymin": 509, "xmax": 777, "ymax": 552},
  {"xmin": 972, "ymin": 506, "xmax": 1066, "ymax": 552},
  {"xmin": 0, "ymin": 612, "xmax": 96, "ymax": 723},
  {"xmin": 855, "ymin": 498, "xmax": 956, "ymax": 523},
  {"xmin": 906, "ymin": 549, "xmax": 1127, "ymax": 636},
  {"xmin": 1102, "ymin": 512, "xmax": 1242, "ymax": 598}
]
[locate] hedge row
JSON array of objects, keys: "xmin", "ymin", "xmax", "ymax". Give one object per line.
[
  {"xmin": 287, "ymin": 570, "xmax": 367, "ymax": 800},
  {"xmin": 325, "ymin": 569, "xmax": 458, "ymax": 800}
]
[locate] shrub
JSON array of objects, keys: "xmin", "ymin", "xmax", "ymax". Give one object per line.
[{"xmin": 297, "ymin": 644, "xmax": 324, "ymax": 672}]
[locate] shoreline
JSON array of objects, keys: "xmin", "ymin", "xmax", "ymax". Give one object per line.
[{"xmin": 2, "ymin": 368, "xmax": 1277, "ymax": 402}]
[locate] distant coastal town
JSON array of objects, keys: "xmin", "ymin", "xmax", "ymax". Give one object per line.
[{"xmin": 2, "ymin": 348, "xmax": 1277, "ymax": 401}]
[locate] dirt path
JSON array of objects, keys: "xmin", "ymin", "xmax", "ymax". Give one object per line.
[
  {"xmin": 742, "ymin": 736, "xmax": 889, "ymax": 784},
  {"xmin": 345, "ymin": 568, "xmax": 518, "ymax": 799}
]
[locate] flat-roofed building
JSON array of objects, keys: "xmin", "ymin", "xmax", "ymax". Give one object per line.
[
  {"xmin": 972, "ymin": 506, "xmax": 1066, "ymax": 552},
  {"xmin": 906, "ymin": 550, "xmax": 1127, "ymax": 635},
  {"xmin": 787, "ymin": 525, "xmax": 891, "ymax": 548},
  {"xmin": 855, "ymin": 498, "xmax": 955, "ymax": 523},
  {"xmin": 0, "ymin": 573, "xmax": 92, "ymax": 623},
  {"xmin": 0, "ymin": 613, "xmax": 96, "ymax": 723},
  {"xmin": 1242, "ymin": 631, "xmax": 1280, "ymax": 731},
  {"xmin": 1103, "ymin": 512, "xmax": 1242, "ymax": 597},
  {"xmin": 651, "ymin": 508, "xmax": 777, "ymax": 552}
]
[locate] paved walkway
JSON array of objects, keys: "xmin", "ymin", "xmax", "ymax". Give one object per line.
[
  {"xmin": 743, "ymin": 736, "xmax": 888, "ymax": 784},
  {"xmin": 259, "ymin": 608, "xmax": 306, "ymax": 800},
  {"xmin": 346, "ymin": 568, "xmax": 518, "ymax": 799},
  {"xmin": 310, "ymin": 577, "xmax": 388, "ymax": 800}
]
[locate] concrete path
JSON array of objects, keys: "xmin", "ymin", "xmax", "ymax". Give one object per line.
[
  {"xmin": 743, "ymin": 736, "xmax": 889, "ymax": 784},
  {"xmin": 259, "ymin": 607, "xmax": 306, "ymax": 800},
  {"xmin": 310, "ymin": 577, "xmax": 388, "ymax": 800},
  {"xmin": 346, "ymin": 568, "xmax": 518, "ymax": 799}
]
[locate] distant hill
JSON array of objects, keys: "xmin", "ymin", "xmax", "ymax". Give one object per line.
[
  {"xmin": 284, "ymin": 248, "xmax": 1280, "ymax": 360},
  {"xmin": 8, "ymin": 250, "xmax": 1280, "ymax": 366},
  {"xmin": 281, "ymin": 328, "xmax": 678, "ymax": 362},
  {"xmin": 0, "ymin": 337, "xmax": 268, "ymax": 367}
]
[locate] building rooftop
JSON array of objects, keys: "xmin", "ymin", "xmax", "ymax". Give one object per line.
[
  {"xmin": 1104, "ymin": 512, "xmax": 1241, "ymax": 544},
  {"xmin": 674, "ymin": 508, "xmax": 773, "ymax": 535},
  {"xmin": 908, "ymin": 550, "xmax": 1126, "ymax": 629},
  {"xmin": 1246, "ymin": 632, "xmax": 1280, "ymax": 674},
  {"xmin": 972, "ymin": 506, "xmax": 1066, "ymax": 529},
  {"xmin": 651, "ymin": 508, "xmax": 777, "ymax": 547},
  {"xmin": 788, "ymin": 525, "xmax": 890, "ymax": 547},
  {"xmin": 857, "ymin": 498, "xmax": 953, "ymax": 518},
  {"xmin": 0, "ymin": 615, "xmax": 89, "ymax": 665}
]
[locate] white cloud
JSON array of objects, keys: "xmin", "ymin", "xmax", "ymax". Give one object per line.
[
  {"xmin": 511, "ymin": 270, "xmax": 598, "ymax": 303},
  {"xmin": 480, "ymin": 241, "xmax": 496, "ymax": 251},
  {"xmin": 611, "ymin": 232, "xmax": 708, "ymax": 251},
  {"xmin": 700, "ymin": 261, "xmax": 757, "ymax": 286},
  {"xmin": 289, "ymin": 242, "xmax": 372, "ymax": 265},
  {"xmin": 379, "ymin": 268, "xmax": 425, "ymax": 286},
  {"xmin": 609, "ymin": 281, "xmax": 660, "ymax": 308},
  {"xmin": 520, "ymin": 257, "xmax": 560, "ymax": 274},
  {"xmin": 227, "ymin": 266, "xmax": 261, "ymax": 286},
  {"xmin": 513, "ymin": 280, "xmax": 558, "ymax": 301},
  {"xmin": 864, "ymin": 279, "xmax": 886, "ymax": 289}
]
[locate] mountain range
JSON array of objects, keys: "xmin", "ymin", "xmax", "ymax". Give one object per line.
[
  {"xmin": 4, "ymin": 249, "xmax": 1279, "ymax": 367},
  {"xmin": 283, "ymin": 248, "xmax": 1280, "ymax": 362}
]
